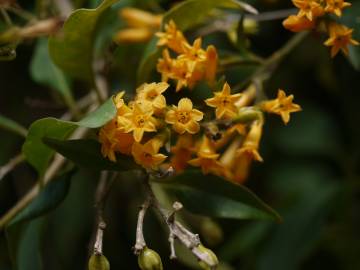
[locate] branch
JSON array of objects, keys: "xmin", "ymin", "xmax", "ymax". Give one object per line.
[
  {"xmin": 0, "ymin": 153, "xmax": 25, "ymax": 181},
  {"xmin": 140, "ymin": 174, "xmax": 217, "ymax": 268},
  {"xmin": 134, "ymin": 198, "xmax": 150, "ymax": 254}
]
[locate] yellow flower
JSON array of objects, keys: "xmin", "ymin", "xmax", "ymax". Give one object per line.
[
  {"xmin": 156, "ymin": 20, "xmax": 188, "ymax": 54},
  {"xmin": 283, "ymin": 14, "xmax": 316, "ymax": 32},
  {"xmin": 293, "ymin": 0, "xmax": 325, "ymax": 21},
  {"xmin": 324, "ymin": 23, "xmax": 359, "ymax": 57},
  {"xmin": 157, "ymin": 49, "xmax": 174, "ymax": 82},
  {"xmin": 170, "ymin": 134, "xmax": 194, "ymax": 173},
  {"xmin": 135, "ymin": 82, "xmax": 169, "ymax": 111},
  {"xmin": 205, "ymin": 82, "xmax": 242, "ymax": 119},
  {"xmin": 236, "ymin": 120, "xmax": 263, "ymax": 162},
  {"xmin": 325, "ymin": 0, "xmax": 351, "ymax": 17},
  {"xmin": 165, "ymin": 98, "xmax": 203, "ymax": 134},
  {"xmin": 114, "ymin": 8, "xmax": 162, "ymax": 43},
  {"xmin": 261, "ymin": 89, "xmax": 302, "ymax": 124},
  {"xmin": 113, "ymin": 91, "xmax": 131, "ymax": 118},
  {"xmin": 132, "ymin": 137, "xmax": 167, "ymax": 169},
  {"xmin": 99, "ymin": 120, "xmax": 134, "ymax": 162},
  {"xmin": 179, "ymin": 38, "xmax": 207, "ymax": 69},
  {"xmin": 117, "ymin": 100, "xmax": 158, "ymax": 142},
  {"xmin": 188, "ymin": 136, "xmax": 225, "ymax": 176}
]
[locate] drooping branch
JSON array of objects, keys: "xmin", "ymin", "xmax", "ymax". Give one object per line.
[{"xmin": 135, "ymin": 173, "xmax": 217, "ymax": 268}]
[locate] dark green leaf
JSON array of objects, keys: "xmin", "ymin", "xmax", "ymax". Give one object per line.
[
  {"xmin": 48, "ymin": 0, "xmax": 118, "ymax": 81},
  {"xmin": 22, "ymin": 97, "xmax": 116, "ymax": 176},
  {"xmin": 30, "ymin": 38, "xmax": 76, "ymax": 111},
  {"xmin": 44, "ymin": 138, "xmax": 139, "ymax": 171},
  {"xmin": 137, "ymin": 0, "xmax": 258, "ymax": 84},
  {"xmin": 156, "ymin": 170, "xmax": 281, "ymax": 221}
]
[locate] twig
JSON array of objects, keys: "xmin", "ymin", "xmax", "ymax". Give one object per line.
[
  {"xmin": 92, "ymin": 171, "xmax": 117, "ymax": 254},
  {"xmin": 0, "ymin": 153, "xmax": 25, "ymax": 181},
  {"xmin": 53, "ymin": 0, "xmax": 73, "ymax": 18},
  {"xmin": 134, "ymin": 198, "xmax": 150, "ymax": 254},
  {"xmin": 233, "ymin": 31, "xmax": 308, "ymax": 91},
  {"xmin": 140, "ymin": 174, "xmax": 217, "ymax": 267}
]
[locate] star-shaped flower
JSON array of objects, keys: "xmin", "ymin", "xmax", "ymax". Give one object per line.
[
  {"xmin": 117, "ymin": 100, "xmax": 158, "ymax": 142},
  {"xmin": 136, "ymin": 82, "xmax": 169, "ymax": 111},
  {"xmin": 324, "ymin": 23, "xmax": 359, "ymax": 57},
  {"xmin": 132, "ymin": 137, "xmax": 167, "ymax": 169},
  {"xmin": 165, "ymin": 98, "xmax": 203, "ymax": 134},
  {"xmin": 261, "ymin": 89, "xmax": 302, "ymax": 124},
  {"xmin": 205, "ymin": 82, "xmax": 242, "ymax": 119}
]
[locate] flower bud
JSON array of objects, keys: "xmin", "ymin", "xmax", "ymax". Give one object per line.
[
  {"xmin": 88, "ymin": 253, "xmax": 110, "ymax": 270},
  {"xmin": 200, "ymin": 218, "xmax": 224, "ymax": 247},
  {"xmin": 138, "ymin": 247, "xmax": 163, "ymax": 270},
  {"xmin": 197, "ymin": 245, "xmax": 219, "ymax": 270}
]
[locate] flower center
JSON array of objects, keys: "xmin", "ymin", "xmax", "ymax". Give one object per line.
[
  {"xmin": 135, "ymin": 115, "xmax": 146, "ymax": 127},
  {"xmin": 177, "ymin": 111, "xmax": 190, "ymax": 124},
  {"xmin": 147, "ymin": 90, "xmax": 158, "ymax": 100}
]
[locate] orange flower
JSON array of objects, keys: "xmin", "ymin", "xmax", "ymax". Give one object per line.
[
  {"xmin": 170, "ymin": 134, "xmax": 194, "ymax": 172},
  {"xmin": 283, "ymin": 14, "xmax": 316, "ymax": 32},
  {"xmin": 165, "ymin": 98, "xmax": 203, "ymax": 134},
  {"xmin": 132, "ymin": 137, "xmax": 167, "ymax": 169},
  {"xmin": 236, "ymin": 120, "xmax": 264, "ymax": 162},
  {"xmin": 205, "ymin": 82, "xmax": 242, "ymax": 119},
  {"xmin": 188, "ymin": 136, "xmax": 225, "ymax": 176},
  {"xmin": 135, "ymin": 82, "xmax": 169, "ymax": 111},
  {"xmin": 156, "ymin": 20, "xmax": 188, "ymax": 54},
  {"xmin": 204, "ymin": 45, "xmax": 218, "ymax": 85},
  {"xmin": 261, "ymin": 89, "xmax": 302, "ymax": 124},
  {"xmin": 157, "ymin": 49, "xmax": 174, "ymax": 82},
  {"xmin": 120, "ymin": 7, "xmax": 162, "ymax": 29},
  {"xmin": 293, "ymin": 0, "xmax": 325, "ymax": 21},
  {"xmin": 325, "ymin": 0, "xmax": 351, "ymax": 17},
  {"xmin": 99, "ymin": 120, "xmax": 134, "ymax": 162},
  {"xmin": 114, "ymin": 8, "xmax": 162, "ymax": 43},
  {"xmin": 117, "ymin": 100, "xmax": 158, "ymax": 142},
  {"xmin": 324, "ymin": 23, "xmax": 359, "ymax": 57},
  {"xmin": 113, "ymin": 91, "xmax": 131, "ymax": 118}
]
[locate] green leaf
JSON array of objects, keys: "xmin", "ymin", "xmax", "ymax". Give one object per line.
[
  {"xmin": 48, "ymin": 0, "xmax": 118, "ymax": 81},
  {"xmin": 22, "ymin": 97, "xmax": 116, "ymax": 176},
  {"xmin": 0, "ymin": 114, "xmax": 27, "ymax": 138},
  {"xmin": 137, "ymin": 0, "xmax": 258, "ymax": 84},
  {"xmin": 156, "ymin": 170, "xmax": 281, "ymax": 221},
  {"xmin": 43, "ymin": 138, "xmax": 139, "ymax": 171},
  {"xmin": 339, "ymin": 2, "xmax": 360, "ymax": 70},
  {"xmin": 30, "ymin": 38, "xmax": 76, "ymax": 111}
]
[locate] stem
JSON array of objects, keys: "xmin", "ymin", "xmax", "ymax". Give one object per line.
[
  {"xmin": 134, "ymin": 198, "xmax": 150, "ymax": 254},
  {"xmin": 92, "ymin": 171, "xmax": 116, "ymax": 254},
  {"xmin": 234, "ymin": 31, "xmax": 308, "ymax": 91},
  {"xmin": 0, "ymin": 153, "xmax": 25, "ymax": 181},
  {"xmin": 141, "ymin": 174, "xmax": 216, "ymax": 267},
  {"xmin": 0, "ymin": 8, "xmax": 12, "ymax": 26}
]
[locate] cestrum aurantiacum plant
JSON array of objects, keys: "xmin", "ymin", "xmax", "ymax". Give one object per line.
[{"xmin": 96, "ymin": 20, "xmax": 302, "ymax": 269}]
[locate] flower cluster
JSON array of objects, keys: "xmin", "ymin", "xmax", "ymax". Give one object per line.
[
  {"xmin": 156, "ymin": 20, "xmax": 218, "ymax": 91},
  {"xmin": 99, "ymin": 22, "xmax": 302, "ymax": 184},
  {"xmin": 283, "ymin": 0, "xmax": 359, "ymax": 57}
]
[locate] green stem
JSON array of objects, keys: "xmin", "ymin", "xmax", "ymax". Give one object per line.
[{"xmin": 234, "ymin": 31, "xmax": 308, "ymax": 91}]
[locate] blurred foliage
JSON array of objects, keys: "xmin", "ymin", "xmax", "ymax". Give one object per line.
[{"xmin": 0, "ymin": 0, "xmax": 360, "ymax": 270}]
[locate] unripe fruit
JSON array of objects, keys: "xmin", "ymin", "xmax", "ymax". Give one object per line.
[
  {"xmin": 197, "ymin": 245, "xmax": 219, "ymax": 270},
  {"xmin": 88, "ymin": 253, "xmax": 110, "ymax": 270},
  {"xmin": 138, "ymin": 247, "xmax": 163, "ymax": 270}
]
